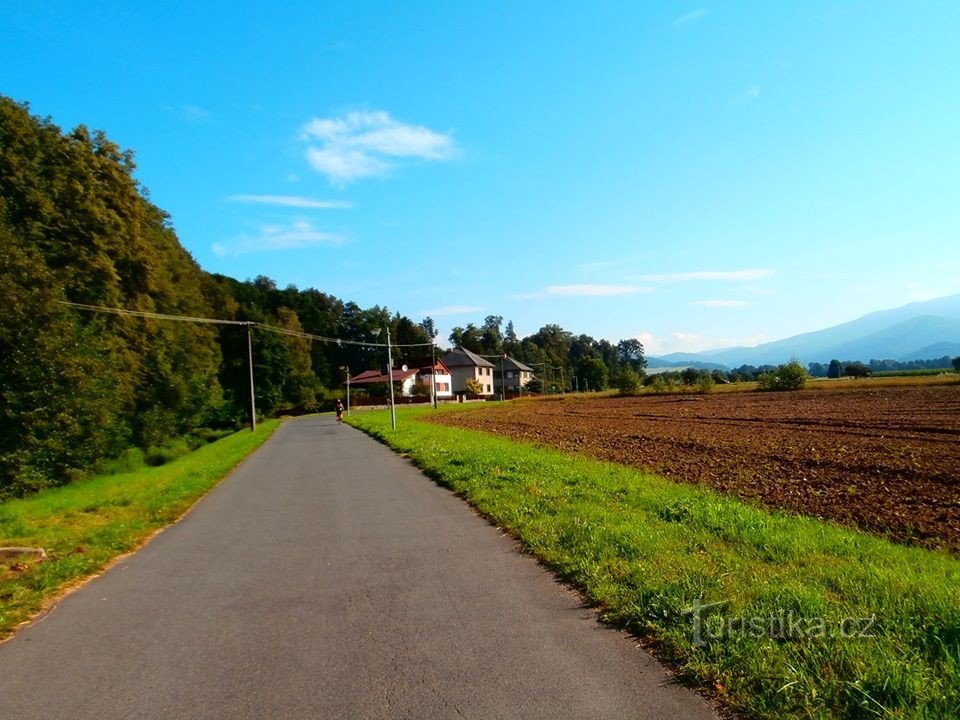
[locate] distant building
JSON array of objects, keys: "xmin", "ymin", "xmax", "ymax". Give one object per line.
[
  {"xmin": 491, "ymin": 355, "xmax": 535, "ymax": 395},
  {"xmin": 441, "ymin": 347, "xmax": 496, "ymax": 396},
  {"xmin": 402, "ymin": 356, "xmax": 454, "ymax": 399},
  {"xmin": 348, "ymin": 358, "xmax": 453, "ymax": 398}
]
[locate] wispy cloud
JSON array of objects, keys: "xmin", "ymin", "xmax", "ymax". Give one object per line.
[
  {"xmin": 547, "ymin": 284, "xmax": 653, "ymax": 297},
  {"xmin": 635, "ymin": 269, "xmax": 775, "ymax": 283},
  {"xmin": 674, "ymin": 9, "xmax": 707, "ymax": 26},
  {"xmin": 300, "ymin": 110, "xmax": 457, "ymax": 184},
  {"xmin": 692, "ymin": 299, "xmax": 751, "ymax": 308},
  {"xmin": 745, "ymin": 84, "xmax": 761, "ymax": 101},
  {"xmin": 662, "ymin": 331, "xmax": 769, "ymax": 354},
  {"xmin": 212, "ymin": 219, "xmax": 344, "ymax": 257},
  {"xmin": 513, "ymin": 284, "xmax": 653, "ymax": 300},
  {"xmin": 182, "ymin": 105, "xmax": 212, "ymax": 123},
  {"xmin": 226, "ymin": 194, "xmax": 352, "ymax": 209},
  {"xmin": 419, "ymin": 305, "xmax": 484, "ymax": 317}
]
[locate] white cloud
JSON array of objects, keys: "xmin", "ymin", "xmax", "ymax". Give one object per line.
[
  {"xmin": 546, "ymin": 284, "xmax": 653, "ymax": 297},
  {"xmin": 674, "ymin": 9, "xmax": 707, "ymax": 26},
  {"xmin": 692, "ymin": 299, "xmax": 751, "ymax": 308},
  {"xmin": 636, "ymin": 332, "xmax": 664, "ymax": 355},
  {"xmin": 669, "ymin": 331, "xmax": 707, "ymax": 352},
  {"xmin": 635, "ymin": 269, "xmax": 775, "ymax": 283},
  {"xmin": 419, "ymin": 305, "xmax": 484, "ymax": 317},
  {"xmin": 213, "ymin": 219, "xmax": 344, "ymax": 256},
  {"xmin": 300, "ymin": 111, "xmax": 457, "ymax": 184},
  {"xmin": 226, "ymin": 194, "xmax": 352, "ymax": 209},
  {"xmin": 660, "ymin": 331, "xmax": 771, "ymax": 354}
]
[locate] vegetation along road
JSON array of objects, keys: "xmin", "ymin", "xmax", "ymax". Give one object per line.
[{"xmin": 0, "ymin": 416, "xmax": 717, "ymax": 720}]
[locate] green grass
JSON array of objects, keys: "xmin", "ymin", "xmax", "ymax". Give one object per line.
[
  {"xmin": 0, "ymin": 420, "xmax": 280, "ymax": 638},
  {"xmin": 348, "ymin": 407, "xmax": 960, "ymax": 720}
]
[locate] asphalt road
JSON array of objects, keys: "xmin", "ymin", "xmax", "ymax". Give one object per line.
[{"xmin": 0, "ymin": 416, "xmax": 718, "ymax": 720}]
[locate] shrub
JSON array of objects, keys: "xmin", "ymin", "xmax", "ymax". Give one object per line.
[
  {"xmin": 144, "ymin": 440, "xmax": 191, "ymax": 467},
  {"xmin": 411, "ymin": 382, "xmax": 432, "ymax": 397},
  {"xmin": 757, "ymin": 359, "xmax": 808, "ymax": 391},
  {"xmin": 697, "ymin": 372, "xmax": 715, "ymax": 393},
  {"xmin": 616, "ymin": 368, "xmax": 644, "ymax": 395},
  {"xmin": 464, "ymin": 378, "xmax": 484, "ymax": 395}
]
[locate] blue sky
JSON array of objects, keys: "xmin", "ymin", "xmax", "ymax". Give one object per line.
[{"xmin": 3, "ymin": 2, "xmax": 959, "ymax": 354}]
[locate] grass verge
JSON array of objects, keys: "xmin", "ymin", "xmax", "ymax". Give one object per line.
[
  {"xmin": 348, "ymin": 407, "xmax": 959, "ymax": 720},
  {"xmin": 0, "ymin": 419, "xmax": 280, "ymax": 639}
]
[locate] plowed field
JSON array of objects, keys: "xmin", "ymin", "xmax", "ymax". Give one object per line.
[{"xmin": 431, "ymin": 385, "xmax": 960, "ymax": 551}]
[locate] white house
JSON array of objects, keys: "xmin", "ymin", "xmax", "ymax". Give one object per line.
[{"xmin": 347, "ymin": 358, "xmax": 453, "ymax": 399}]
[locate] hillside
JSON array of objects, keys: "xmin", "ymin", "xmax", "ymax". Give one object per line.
[{"xmin": 650, "ymin": 294, "xmax": 960, "ymax": 368}]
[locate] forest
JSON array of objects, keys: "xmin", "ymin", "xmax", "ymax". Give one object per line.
[{"xmin": 0, "ymin": 97, "xmax": 645, "ymax": 498}]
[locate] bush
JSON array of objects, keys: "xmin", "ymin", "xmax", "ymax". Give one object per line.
[
  {"xmin": 616, "ymin": 368, "xmax": 644, "ymax": 395},
  {"xmin": 99, "ymin": 447, "xmax": 146, "ymax": 475},
  {"xmin": 697, "ymin": 372, "xmax": 715, "ymax": 393},
  {"xmin": 144, "ymin": 440, "xmax": 191, "ymax": 467},
  {"xmin": 464, "ymin": 378, "xmax": 484, "ymax": 395},
  {"xmin": 757, "ymin": 359, "xmax": 808, "ymax": 392}
]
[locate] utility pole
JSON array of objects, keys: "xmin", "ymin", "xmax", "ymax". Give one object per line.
[
  {"xmin": 431, "ymin": 342, "xmax": 438, "ymax": 409},
  {"xmin": 246, "ymin": 322, "xmax": 256, "ymax": 431},
  {"xmin": 341, "ymin": 366, "xmax": 351, "ymax": 416},
  {"xmin": 501, "ymin": 354, "xmax": 506, "ymax": 401},
  {"xmin": 386, "ymin": 326, "xmax": 397, "ymax": 430}
]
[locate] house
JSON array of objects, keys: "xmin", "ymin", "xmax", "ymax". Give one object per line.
[
  {"xmin": 347, "ymin": 358, "xmax": 453, "ymax": 399},
  {"xmin": 491, "ymin": 355, "xmax": 535, "ymax": 395},
  {"xmin": 441, "ymin": 346, "xmax": 496, "ymax": 396},
  {"xmin": 349, "ymin": 367, "xmax": 419, "ymax": 397},
  {"xmin": 402, "ymin": 356, "xmax": 454, "ymax": 399}
]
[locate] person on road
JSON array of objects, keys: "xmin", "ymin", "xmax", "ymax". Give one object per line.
[{"xmin": 335, "ymin": 399, "xmax": 344, "ymax": 424}]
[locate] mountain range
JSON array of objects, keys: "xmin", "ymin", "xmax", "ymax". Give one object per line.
[{"xmin": 648, "ymin": 294, "xmax": 960, "ymax": 369}]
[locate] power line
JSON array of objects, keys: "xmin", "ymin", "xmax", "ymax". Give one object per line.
[
  {"xmin": 59, "ymin": 301, "xmax": 437, "ymax": 348},
  {"xmin": 59, "ymin": 301, "xmax": 249, "ymax": 326},
  {"xmin": 255, "ymin": 323, "xmax": 434, "ymax": 349}
]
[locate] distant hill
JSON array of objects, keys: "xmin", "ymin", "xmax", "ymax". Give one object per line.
[
  {"xmin": 648, "ymin": 294, "xmax": 960, "ymax": 368},
  {"xmin": 899, "ymin": 341, "xmax": 960, "ymax": 361}
]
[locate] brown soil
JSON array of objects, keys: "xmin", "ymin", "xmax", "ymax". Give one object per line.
[{"xmin": 431, "ymin": 386, "xmax": 960, "ymax": 552}]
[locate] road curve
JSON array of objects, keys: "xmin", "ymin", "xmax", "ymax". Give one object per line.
[{"xmin": 0, "ymin": 416, "xmax": 718, "ymax": 719}]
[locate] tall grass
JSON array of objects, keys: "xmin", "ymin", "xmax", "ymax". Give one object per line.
[
  {"xmin": 0, "ymin": 420, "xmax": 279, "ymax": 639},
  {"xmin": 349, "ymin": 408, "xmax": 960, "ymax": 719}
]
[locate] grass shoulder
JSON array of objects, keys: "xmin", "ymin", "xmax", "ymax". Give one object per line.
[
  {"xmin": 347, "ymin": 407, "xmax": 959, "ymax": 720},
  {"xmin": 0, "ymin": 420, "xmax": 280, "ymax": 640}
]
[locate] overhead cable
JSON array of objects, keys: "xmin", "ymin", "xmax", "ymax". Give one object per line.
[{"xmin": 59, "ymin": 301, "xmax": 436, "ymax": 348}]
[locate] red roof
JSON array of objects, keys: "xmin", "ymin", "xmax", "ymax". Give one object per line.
[{"xmin": 348, "ymin": 367, "xmax": 418, "ymax": 385}]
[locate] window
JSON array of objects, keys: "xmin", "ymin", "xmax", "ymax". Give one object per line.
[
  {"xmin": 507, "ymin": 370, "xmax": 514, "ymax": 379},
  {"xmin": 486, "ymin": 384, "xmax": 491, "ymax": 393},
  {"xmin": 437, "ymin": 383, "xmax": 449, "ymax": 392}
]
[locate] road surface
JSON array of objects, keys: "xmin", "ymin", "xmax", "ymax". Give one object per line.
[{"xmin": 0, "ymin": 416, "xmax": 718, "ymax": 719}]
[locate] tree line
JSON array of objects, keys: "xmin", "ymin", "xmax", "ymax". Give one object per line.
[{"xmin": 447, "ymin": 317, "xmax": 646, "ymax": 393}]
